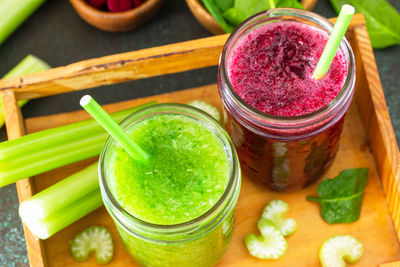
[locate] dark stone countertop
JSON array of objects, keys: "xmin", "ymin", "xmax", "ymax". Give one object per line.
[{"xmin": 0, "ymin": 0, "xmax": 399, "ymax": 265}]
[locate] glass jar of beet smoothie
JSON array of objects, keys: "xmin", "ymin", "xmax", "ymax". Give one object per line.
[
  {"xmin": 99, "ymin": 104, "xmax": 241, "ymax": 267},
  {"xmin": 218, "ymin": 8, "xmax": 355, "ymax": 191}
]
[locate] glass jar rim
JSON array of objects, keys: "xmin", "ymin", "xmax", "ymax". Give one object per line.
[
  {"xmin": 99, "ymin": 103, "xmax": 240, "ymax": 239},
  {"xmin": 220, "ymin": 8, "xmax": 356, "ymax": 125}
]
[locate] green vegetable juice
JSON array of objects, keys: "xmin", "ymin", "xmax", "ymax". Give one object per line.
[
  {"xmin": 109, "ymin": 114, "xmax": 229, "ymax": 224},
  {"xmin": 100, "ymin": 104, "xmax": 241, "ymax": 267}
]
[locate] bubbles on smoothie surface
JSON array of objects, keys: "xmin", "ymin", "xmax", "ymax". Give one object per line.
[{"xmin": 228, "ymin": 21, "xmax": 348, "ymax": 116}]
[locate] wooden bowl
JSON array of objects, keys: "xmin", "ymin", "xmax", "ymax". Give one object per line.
[
  {"xmin": 70, "ymin": 0, "xmax": 164, "ymax": 32},
  {"xmin": 185, "ymin": 0, "xmax": 224, "ymax": 35},
  {"xmin": 185, "ymin": 0, "xmax": 318, "ymax": 35}
]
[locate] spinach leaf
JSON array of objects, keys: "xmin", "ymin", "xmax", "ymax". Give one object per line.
[
  {"xmin": 277, "ymin": 0, "xmax": 305, "ymax": 9},
  {"xmin": 215, "ymin": 0, "xmax": 234, "ymax": 12},
  {"xmin": 234, "ymin": 0, "xmax": 274, "ymax": 18},
  {"xmin": 202, "ymin": 0, "xmax": 234, "ymax": 33},
  {"xmin": 223, "ymin": 8, "xmax": 247, "ymax": 27},
  {"xmin": 307, "ymin": 168, "xmax": 368, "ymax": 224},
  {"xmin": 329, "ymin": 0, "xmax": 400, "ymax": 49},
  {"xmin": 233, "ymin": 0, "xmax": 279, "ymax": 18},
  {"xmin": 205, "ymin": 0, "xmax": 305, "ymax": 33},
  {"xmin": 232, "ymin": 0, "xmax": 304, "ymax": 23}
]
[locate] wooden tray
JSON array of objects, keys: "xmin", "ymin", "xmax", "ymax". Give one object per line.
[{"xmin": 1, "ymin": 14, "xmax": 400, "ymax": 267}]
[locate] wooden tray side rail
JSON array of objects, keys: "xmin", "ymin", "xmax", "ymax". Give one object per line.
[
  {"xmin": 1, "ymin": 14, "xmax": 400, "ymax": 266},
  {"xmin": 351, "ymin": 24, "xmax": 400, "ymax": 238},
  {"xmin": 0, "ymin": 34, "xmax": 227, "ymax": 101},
  {"xmin": 0, "ymin": 90, "xmax": 48, "ymax": 267}
]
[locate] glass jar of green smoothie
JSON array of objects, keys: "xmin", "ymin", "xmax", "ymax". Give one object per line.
[{"xmin": 99, "ymin": 103, "xmax": 241, "ymax": 267}]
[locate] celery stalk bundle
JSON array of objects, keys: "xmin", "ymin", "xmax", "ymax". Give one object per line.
[
  {"xmin": 19, "ymin": 162, "xmax": 102, "ymax": 239},
  {"xmin": 0, "ymin": 0, "xmax": 46, "ymax": 45},
  {"xmin": 0, "ymin": 54, "xmax": 50, "ymax": 127},
  {"xmin": 0, "ymin": 102, "xmax": 156, "ymax": 187}
]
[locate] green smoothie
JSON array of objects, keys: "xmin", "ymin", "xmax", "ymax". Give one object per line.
[
  {"xmin": 101, "ymin": 105, "xmax": 240, "ymax": 267},
  {"xmin": 107, "ymin": 113, "xmax": 230, "ymax": 224}
]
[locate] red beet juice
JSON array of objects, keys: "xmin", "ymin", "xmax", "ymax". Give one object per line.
[
  {"xmin": 228, "ymin": 21, "xmax": 348, "ymax": 117},
  {"xmin": 218, "ymin": 9, "xmax": 355, "ymax": 191}
]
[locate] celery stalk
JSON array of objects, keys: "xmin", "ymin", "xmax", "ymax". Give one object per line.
[
  {"xmin": 0, "ymin": 101, "xmax": 156, "ymax": 187},
  {"xmin": 0, "ymin": 54, "xmax": 50, "ymax": 127},
  {"xmin": 0, "ymin": 0, "xmax": 46, "ymax": 45},
  {"xmin": 23, "ymin": 190, "xmax": 102, "ymax": 239},
  {"xmin": 19, "ymin": 162, "xmax": 102, "ymax": 239},
  {"xmin": 19, "ymin": 162, "xmax": 98, "ymax": 220},
  {"xmin": 3, "ymin": 133, "xmax": 105, "ymax": 169},
  {"xmin": 2, "ymin": 55, "xmax": 49, "ymax": 79}
]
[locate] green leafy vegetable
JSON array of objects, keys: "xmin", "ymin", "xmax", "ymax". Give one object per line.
[
  {"xmin": 203, "ymin": 0, "xmax": 304, "ymax": 33},
  {"xmin": 234, "ymin": 0, "xmax": 275, "ymax": 18},
  {"xmin": 201, "ymin": 0, "xmax": 234, "ymax": 33},
  {"xmin": 276, "ymin": 0, "xmax": 305, "ymax": 9},
  {"xmin": 223, "ymin": 8, "xmax": 247, "ymax": 27},
  {"xmin": 329, "ymin": 0, "xmax": 400, "ymax": 48},
  {"xmin": 215, "ymin": 0, "xmax": 234, "ymax": 12},
  {"xmin": 233, "ymin": 0, "xmax": 304, "ymax": 18},
  {"xmin": 307, "ymin": 168, "xmax": 368, "ymax": 224},
  {"xmin": 268, "ymin": 0, "xmax": 276, "ymax": 9}
]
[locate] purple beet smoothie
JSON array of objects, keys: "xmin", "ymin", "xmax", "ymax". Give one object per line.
[
  {"xmin": 219, "ymin": 17, "xmax": 354, "ymax": 191},
  {"xmin": 228, "ymin": 21, "xmax": 348, "ymax": 117}
]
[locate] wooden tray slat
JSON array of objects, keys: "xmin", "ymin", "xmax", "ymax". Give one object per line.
[
  {"xmin": 0, "ymin": 90, "xmax": 47, "ymax": 267},
  {"xmin": 0, "ymin": 35, "xmax": 227, "ymax": 101},
  {"xmin": 351, "ymin": 24, "xmax": 400, "ymax": 240}
]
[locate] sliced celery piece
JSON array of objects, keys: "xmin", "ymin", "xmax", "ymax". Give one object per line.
[
  {"xmin": 261, "ymin": 200, "xmax": 297, "ymax": 236},
  {"xmin": 71, "ymin": 226, "xmax": 114, "ymax": 264},
  {"xmin": 245, "ymin": 218, "xmax": 287, "ymax": 259},
  {"xmin": 319, "ymin": 235, "xmax": 363, "ymax": 267}
]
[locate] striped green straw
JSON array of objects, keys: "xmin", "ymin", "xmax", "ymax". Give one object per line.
[
  {"xmin": 313, "ymin": 4, "xmax": 355, "ymax": 79},
  {"xmin": 80, "ymin": 95, "xmax": 148, "ymax": 161}
]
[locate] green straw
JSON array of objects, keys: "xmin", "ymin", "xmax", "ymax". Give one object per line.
[
  {"xmin": 313, "ymin": 4, "xmax": 355, "ymax": 80},
  {"xmin": 80, "ymin": 95, "xmax": 148, "ymax": 161}
]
